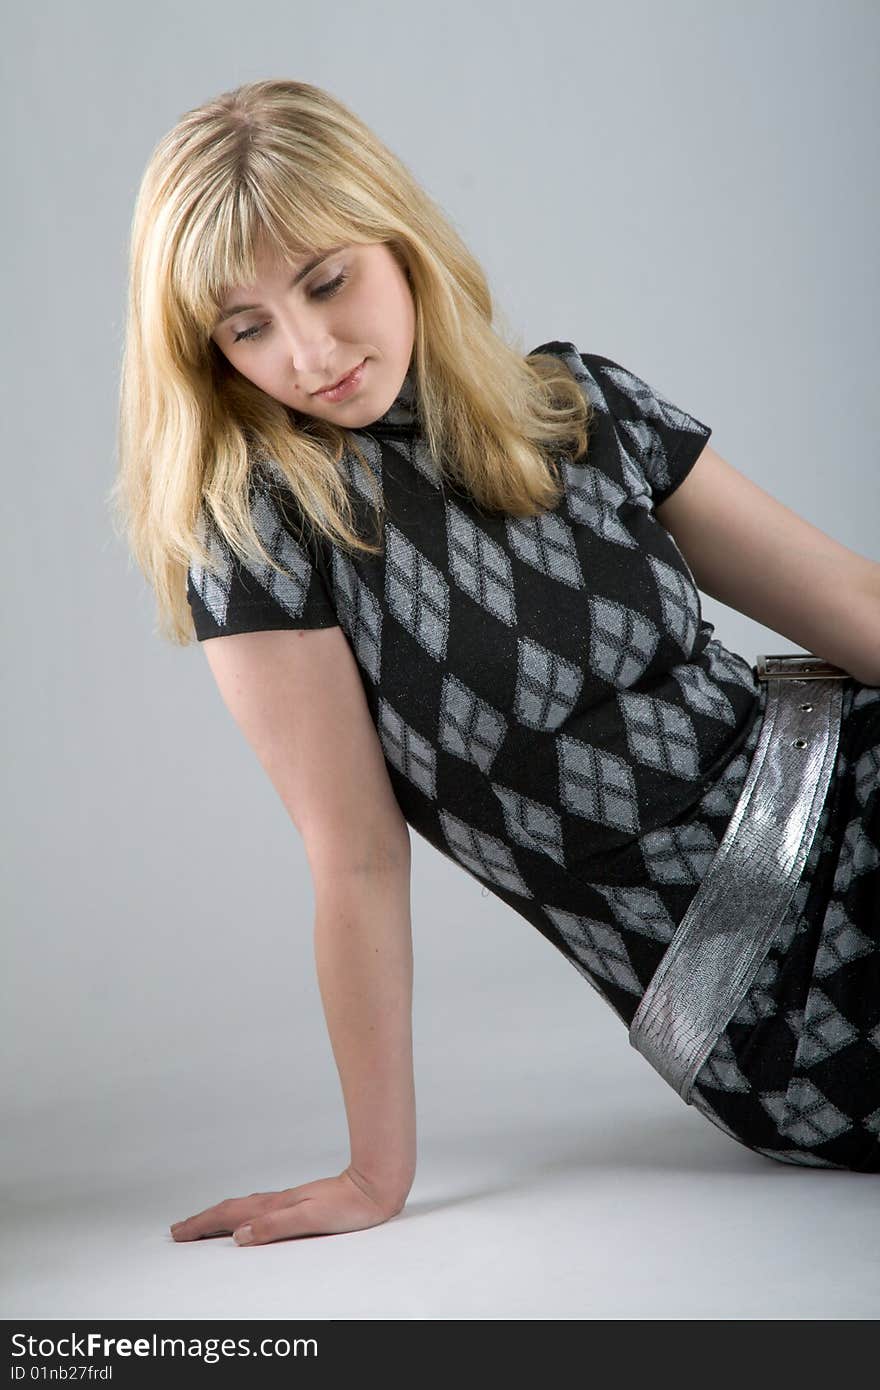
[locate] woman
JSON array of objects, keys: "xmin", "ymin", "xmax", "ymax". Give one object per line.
[{"xmin": 111, "ymin": 79, "xmax": 880, "ymax": 1246}]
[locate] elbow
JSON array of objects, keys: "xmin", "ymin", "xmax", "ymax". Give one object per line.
[{"xmin": 304, "ymin": 823, "xmax": 412, "ymax": 885}]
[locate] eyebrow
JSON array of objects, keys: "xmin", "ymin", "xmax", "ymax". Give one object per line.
[{"xmin": 216, "ymin": 246, "xmax": 346, "ymax": 324}]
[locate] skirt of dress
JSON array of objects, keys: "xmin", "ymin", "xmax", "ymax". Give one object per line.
[{"xmin": 689, "ymin": 680, "xmax": 880, "ymax": 1172}]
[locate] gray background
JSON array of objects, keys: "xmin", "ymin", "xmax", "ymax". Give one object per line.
[{"xmin": 4, "ymin": 0, "xmax": 879, "ymax": 1321}]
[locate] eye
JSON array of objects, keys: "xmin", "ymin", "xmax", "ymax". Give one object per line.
[
  {"xmin": 233, "ymin": 323, "xmax": 265, "ymax": 344},
  {"xmin": 231, "ymin": 269, "xmax": 349, "ymax": 344},
  {"xmin": 310, "ymin": 269, "xmax": 348, "ymax": 300}
]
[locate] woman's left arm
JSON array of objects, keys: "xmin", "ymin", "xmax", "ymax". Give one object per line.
[{"xmin": 655, "ymin": 443, "xmax": 880, "ymax": 687}]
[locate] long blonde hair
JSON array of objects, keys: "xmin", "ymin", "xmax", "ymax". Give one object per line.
[{"xmin": 109, "ymin": 79, "xmax": 593, "ymax": 646}]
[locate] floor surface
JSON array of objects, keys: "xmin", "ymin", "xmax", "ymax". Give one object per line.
[{"xmin": 5, "ymin": 1017, "xmax": 879, "ymax": 1321}]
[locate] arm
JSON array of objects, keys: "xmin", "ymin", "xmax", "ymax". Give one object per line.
[
  {"xmin": 313, "ymin": 850, "xmax": 416, "ymax": 1212},
  {"xmin": 171, "ymin": 625, "xmax": 416, "ymax": 1245},
  {"xmin": 655, "ymin": 442, "xmax": 880, "ymax": 687}
]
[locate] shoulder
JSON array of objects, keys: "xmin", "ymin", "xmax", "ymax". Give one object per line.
[{"xmin": 527, "ymin": 341, "xmax": 631, "ymax": 406}]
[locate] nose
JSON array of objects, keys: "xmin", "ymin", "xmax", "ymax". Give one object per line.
[{"xmin": 273, "ymin": 310, "xmax": 337, "ymax": 392}]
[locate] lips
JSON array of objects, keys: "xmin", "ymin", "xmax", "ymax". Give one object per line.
[{"xmin": 313, "ymin": 361, "xmax": 363, "ymax": 395}]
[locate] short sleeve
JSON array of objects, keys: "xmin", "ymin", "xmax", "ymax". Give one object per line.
[
  {"xmin": 186, "ymin": 472, "xmax": 340, "ymax": 642},
  {"xmin": 580, "ymin": 351, "xmax": 712, "ymax": 507}
]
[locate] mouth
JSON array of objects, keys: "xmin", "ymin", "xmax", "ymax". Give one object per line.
[{"xmin": 311, "ymin": 359, "xmax": 367, "ymax": 400}]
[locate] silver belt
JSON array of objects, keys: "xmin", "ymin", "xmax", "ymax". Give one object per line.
[{"xmin": 628, "ymin": 652, "xmax": 852, "ymax": 1104}]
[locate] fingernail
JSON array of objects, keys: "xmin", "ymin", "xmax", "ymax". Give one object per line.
[
  {"xmin": 170, "ymin": 1223, "xmax": 183, "ymax": 1233},
  {"xmin": 234, "ymin": 1225, "xmax": 254, "ymax": 1245}
]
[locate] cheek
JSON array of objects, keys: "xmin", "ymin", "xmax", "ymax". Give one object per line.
[
  {"xmin": 239, "ymin": 352, "xmax": 274, "ymax": 381},
  {"xmin": 218, "ymin": 342, "xmax": 255, "ymax": 378}
]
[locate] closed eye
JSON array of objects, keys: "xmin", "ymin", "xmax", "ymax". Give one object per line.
[{"xmin": 232, "ymin": 270, "xmax": 349, "ymax": 344}]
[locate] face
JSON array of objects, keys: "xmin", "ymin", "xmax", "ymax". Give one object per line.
[{"xmin": 211, "ymin": 240, "xmax": 416, "ymax": 427}]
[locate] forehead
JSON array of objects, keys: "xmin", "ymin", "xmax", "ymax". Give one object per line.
[
  {"xmin": 226, "ymin": 238, "xmax": 346, "ymax": 289},
  {"xmin": 222, "ymin": 240, "xmax": 317, "ymax": 291}
]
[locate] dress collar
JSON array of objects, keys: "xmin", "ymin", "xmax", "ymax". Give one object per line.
[
  {"xmin": 357, "ymin": 343, "xmax": 573, "ymax": 439},
  {"xmin": 365, "ymin": 364, "xmax": 420, "ymax": 436}
]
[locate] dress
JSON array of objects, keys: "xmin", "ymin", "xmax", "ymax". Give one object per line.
[{"xmin": 187, "ymin": 341, "xmax": 880, "ymax": 1172}]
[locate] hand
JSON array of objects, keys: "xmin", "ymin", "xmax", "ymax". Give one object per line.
[{"xmin": 169, "ymin": 1167, "xmax": 407, "ymax": 1246}]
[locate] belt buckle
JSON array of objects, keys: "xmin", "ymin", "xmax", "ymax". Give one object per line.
[{"xmin": 754, "ymin": 652, "xmax": 851, "ymax": 682}]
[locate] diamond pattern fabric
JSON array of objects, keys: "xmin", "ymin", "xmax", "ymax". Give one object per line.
[{"xmin": 187, "ymin": 342, "xmax": 880, "ymax": 1171}]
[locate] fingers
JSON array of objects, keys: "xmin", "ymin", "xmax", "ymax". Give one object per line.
[
  {"xmin": 231, "ymin": 1197, "xmax": 334, "ymax": 1245},
  {"xmin": 170, "ymin": 1192, "xmax": 280, "ymax": 1242},
  {"xmin": 170, "ymin": 1201, "xmax": 235, "ymax": 1241}
]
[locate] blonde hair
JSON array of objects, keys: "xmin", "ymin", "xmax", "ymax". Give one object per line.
[{"xmin": 108, "ymin": 78, "xmax": 593, "ymax": 645}]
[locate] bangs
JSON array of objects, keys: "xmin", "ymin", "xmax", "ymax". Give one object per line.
[{"xmin": 169, "ymin": 171, "xmax": 373, "ymax": 340}]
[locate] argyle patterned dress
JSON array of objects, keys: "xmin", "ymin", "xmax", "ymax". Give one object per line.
[{"xmin": 187, "ymin": 342, "xmax": 880, "ymax": 1173}]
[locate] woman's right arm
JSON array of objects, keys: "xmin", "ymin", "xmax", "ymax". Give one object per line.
[{"xmin": 171, "ymin": 625, "xmax": 416, "ymax": 1245}]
